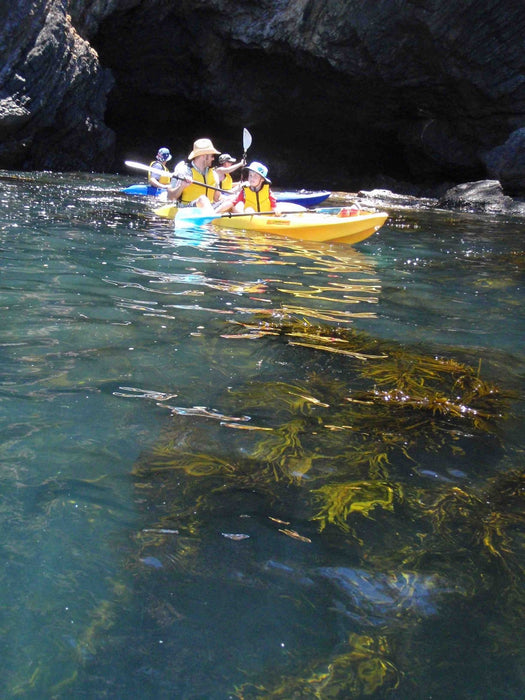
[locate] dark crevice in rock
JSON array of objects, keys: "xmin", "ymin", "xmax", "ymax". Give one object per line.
[{"xmin": 92, "ymin": 7, "xmax": 425, "ymax": 189}]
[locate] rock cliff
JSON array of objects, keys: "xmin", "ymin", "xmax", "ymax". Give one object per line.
[{"xmin": 1, "ymin": 0, "xmax": 524, "ymax": 193}]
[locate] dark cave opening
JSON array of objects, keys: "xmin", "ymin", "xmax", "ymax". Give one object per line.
[
  {"xmin": 93, "ymin": 6, "xmax": 469, "ymax": 193},
  {"xmin": 92, "ymin": 2, "xmax": 414, "ymax": 190}
]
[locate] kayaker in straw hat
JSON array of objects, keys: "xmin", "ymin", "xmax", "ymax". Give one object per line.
[
  {"xmin": 167, "ymin": 138, "xmax": 221, "ymax": 207},
  {"xmin": 215, "ymin": 161, "xmax": 276, "ymax": 214}
]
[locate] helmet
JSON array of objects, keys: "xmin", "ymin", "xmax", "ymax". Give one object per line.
[{"xmin": 157, "ymin": 147, "xmax": 172, "ymax": 163}]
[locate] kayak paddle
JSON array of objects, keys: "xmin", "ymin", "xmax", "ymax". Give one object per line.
[
  {"xmin": 242, "ymin": 128, "xmax": 252, "ymax": 161},
  {"xmin": 153, "ymin": 205, "xmax": 317, "ymax": 223},
  {"xmin": 124, "ymin": 160, "xmax": 228, "ymax": 193}
]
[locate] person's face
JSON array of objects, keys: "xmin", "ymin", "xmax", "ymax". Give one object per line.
[
  {"xmin": 194, "ymin": 153, "xmax": 215, "ymax": 169},
  {"xmin": 248, "ymin": 171, "xmax": 264, "ymax": 189}
]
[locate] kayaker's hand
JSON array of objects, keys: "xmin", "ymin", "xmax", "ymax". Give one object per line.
[{"xmin": 172, "ymin": 161, "xmax": 192, "ymax": 185}]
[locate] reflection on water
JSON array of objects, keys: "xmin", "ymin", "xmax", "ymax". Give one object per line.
[{"xmin": 0, "ymin": 172, "xmax": 524, "ymax": 698}]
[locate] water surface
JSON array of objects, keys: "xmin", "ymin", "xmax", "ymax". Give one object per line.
[{"xmin": 0, "ymin": 172, "xmax": 523, "ymax": 698}]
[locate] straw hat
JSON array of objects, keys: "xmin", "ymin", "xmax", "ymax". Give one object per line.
[
  {"xmin": 246, "ymin": 161, "xmax": 271, "ymax": 183},
  {"xmin": 188, "ymin": 138, "xmax": 220, "ymax": 160}
]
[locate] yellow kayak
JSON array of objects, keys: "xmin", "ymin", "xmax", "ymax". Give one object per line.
[{"xmin": 211, "ymin": 210, "xmax": 388, "ymax": 244}]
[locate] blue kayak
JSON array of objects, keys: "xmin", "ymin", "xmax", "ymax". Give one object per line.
[
  {"xmin": 123, "ymin": 184, "xmax": 331, "ymax": 207},
  {"xmin": 275, "ymin": 190, "xmax": 331, "ymax": 207},
  {"xmin": 122, "ymin": 184, "xmax": 163, "ymax": 196}
]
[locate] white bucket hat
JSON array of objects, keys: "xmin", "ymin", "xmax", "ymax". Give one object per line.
[
  {"xmin": 246, "ymin": 161, "xmax": 271, "ymax": 183},
  {"xmin": 188, "ymin": 138, "xmax": 220, "ymax": 160}
]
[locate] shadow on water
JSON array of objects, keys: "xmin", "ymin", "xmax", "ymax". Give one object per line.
[{"xmin": 0, "ymin": 173, "xmax": 524, "ymax": 698}]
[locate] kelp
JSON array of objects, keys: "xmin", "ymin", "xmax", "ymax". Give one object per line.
[
  {"xmin": 228, "ymin": 380, "xmax": 330, "ymax": 418},
  {"xmin": 358, "ymin": 353, "xmax": 509, "ymax": 433},
  {"xmin": 415, "ymin": 469, "xmax": 525, "ymax": 573},
  {"xmin": 126, "ymin": 317, "xmax": 519, "ymax": 698},
  {"xmin": 230, "ymin": 319, "xmax": 511, "ymax": 437},
  {"xmin": 134, "ymin": 448, "xmax": 238, "ymax": 478},
  {"xmin": 230, "ymin": 319, "xmax": 387, "ymax": 360},
  {"xmin": 312, "ymin": 480, "xmax": 400, "ymax": 537},
  {"xmin": 133, "ymin": 319, "xmax": 514, "ymax": 537},
  {"xmin": 235, "ymin": 632, "xmax": 400, "ymax": 699},
  {"xmin": 250, "ymin": 417, "xmax": 320, "ymax": 481},
  {"xmin": 389, "ymin": 468, "xmax": 525, "ymax": 670}
]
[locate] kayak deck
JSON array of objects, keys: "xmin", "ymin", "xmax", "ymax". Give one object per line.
[
  {"xmin": 212, "ymin": 210, "xmax": 388, "ymax": 244},
  {"xmin": 122, "ymin": 184, "xmax": 162, "ymax": 196}
]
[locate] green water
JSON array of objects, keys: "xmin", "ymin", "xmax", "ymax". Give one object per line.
[{"xmin": 0, "ymin": 172, "xmax": 523, "ymax": 698}]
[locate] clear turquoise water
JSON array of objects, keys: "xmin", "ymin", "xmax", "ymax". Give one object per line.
[{"xmin": 0, "ymin": 172, "xmax": 523, "ymax": 698}]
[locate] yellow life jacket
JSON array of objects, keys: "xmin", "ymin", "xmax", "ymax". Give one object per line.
[
  {"xmin": 243, "ymin": 183, "xmax": 272, "ymax": 212},
  {"xmin": 148, "ymin": 161, "xmax": 171, "ymax": 186},
  {"xmin": 180, "ymin": 166, "xmax": 218, "ymax": 204},
  {"xmin": 221, "ymin": 173, "xmax": 233, "ymax": 191}
]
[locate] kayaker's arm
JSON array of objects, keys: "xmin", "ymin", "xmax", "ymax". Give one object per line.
[
  {"xmin": 215, "ymin": 159, "xmax": 246, "ymax": 177},
  {"xmin": 148, "ymin": 163, "xmax": 169, "ymax": 190},
  {"xmin": 166, "ymin": 162, "xmax": 192, "ymax": 202}
]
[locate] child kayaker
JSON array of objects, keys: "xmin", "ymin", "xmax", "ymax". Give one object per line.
[{"xmin": 215, "ymin": 161, "xmax": 276, "ymax": 214}]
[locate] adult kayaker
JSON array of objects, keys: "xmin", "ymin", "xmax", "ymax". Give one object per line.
[
  {"xmin": 215, "ymin": 161, "xmax": 276, "ymax": 214},
  {"xmin": 167, "ymin": 138, "xmax": 221, "ymax": 208},
  {"xmin": 148, "ymin": 147, "xmax": 172, "ymax": 193},
  {"xmin": 214, "ymin": 153, "xmax": 245, "ymax": 192}
]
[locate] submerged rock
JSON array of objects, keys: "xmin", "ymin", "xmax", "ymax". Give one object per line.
[{"xmin": 318, "ymin": 566, "xmax": 459, "ymax": 626}]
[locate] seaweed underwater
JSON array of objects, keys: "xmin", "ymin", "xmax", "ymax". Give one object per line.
[{"xmin": 126, "ymin": 318, "xmax": 522, "ymax": 697}]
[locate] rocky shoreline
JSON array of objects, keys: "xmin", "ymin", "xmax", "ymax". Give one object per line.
[{"xmin": 354, "ymin": 180, "xmax": 525, "ymax": 218}]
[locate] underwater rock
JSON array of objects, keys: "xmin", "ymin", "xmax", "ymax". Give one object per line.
[
  {"xmin": 318, "ymin": 567, "xmax": 458, "ymax": 626},
  {"xmin": 140, "ymin": 556, "xmax": 163, "ymax": 569}
]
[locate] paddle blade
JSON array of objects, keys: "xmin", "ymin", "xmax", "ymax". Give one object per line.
[
  {"xmin": 125, "ymin": 160, "xmax": 151, "ymax": 173},
  {"xmin": 243, "ymin": 128, "xmax": 252, "ymax": 153},
  {"xmin": 125, "ymin": 160, "xmax": 176, "ymax": 178}
]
